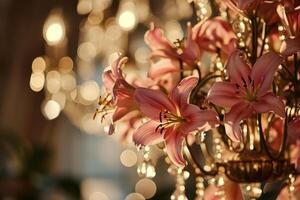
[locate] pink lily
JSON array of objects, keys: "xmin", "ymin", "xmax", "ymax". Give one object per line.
[
  {"xmin": 207, "ymin": 50, "xmax": 285, "ymax": 142},
  {"xmin": 145, "ymin": 23, "xmax": 201, "ymax": 91},
  {"xmin": 192, "ymin": 17, "xmax": 237, "ymax": 56},
  {"xmin": 133, "ymin": 76, "xmax": 219, "ymax": 167},
  {"xmin": 144, "ymin": 22, "xmax": 179, "ymax": 59},
  {"xmin": 100, "ymin": 56, "xmax": 138, "ymax": 131},
  {"xmin": 277, "ymin": 4, "xmax": 300, "ymax": 56}
]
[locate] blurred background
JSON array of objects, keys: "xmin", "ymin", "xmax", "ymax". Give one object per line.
[{"xmin": 0, "ymin": 0, "xmax": 199, "ymax": 199}]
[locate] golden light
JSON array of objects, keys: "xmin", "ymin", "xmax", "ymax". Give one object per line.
[
  {"xmin": 46, "ymin": 70, "xmax": 61, "ymax": 94},
  {"xmin": 61, "ymin": 74, "xmax": 76, "ymax": 91},
  {"xmin": 118, "ymin": 10, "xmax": 136, "ymax": 31},
  {"xmin": 80, "ymin": 81, "xmax": 100, "ymax": 101},
  {"xmin": 125, "ymin": 193, "xmax": 145, "ymax": 200},
  {"xmin": 43, "ymin": 11, "xmax": 65, "ymax": 46},
  {"xmin": 30, "ymin": 72, "xmax": 45, "ymax": 92},
  {"xmin": 120, "ymin": 149, "xmax": 138, "ymax": 167},
  {"xmin": 77, "ymin": 0, "xmax": 92, "ymax": 15},
  {"xmin": 77, "ymin": 42, "xmax": 97, "ymax": 61},
  {"xmin": 135, "ymin": 178, "xmax": 157, "ymax": 199},
  {"xmin": 58, "ymin": 56, "xmax": 73, "ymax": 73},
  {"xmin": 89, "ymin": 192, "xmax": 110, "ymax": 200},
  {"xmin": 43, "ymin": 100, "xmax": 61, "ymax": 120},
  {"xmin": 52, "ymin": 92, "xmax": 66, "ymax": 110},
  {"xmin": 32, "ymin": 57, "xmax": 46, "ymax": 72}
]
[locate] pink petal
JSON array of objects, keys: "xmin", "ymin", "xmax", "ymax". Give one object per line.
[
  {"xmin": 224, "ymin": 102, "xmax": 252, "ymax": 142},
  {"xmin": 207, "ymin": 82, "xmax": 243, "ymax": 108},
  {"xmin": 165, "ymin": 130, "xmax": 186, "ymax": 167},
  {"xmin": 226, "ymin": 50, "xmax": 251, "ymax": 86},
  {"xmin": 251, "ymin": 52, "xmax": 283, "ymax": 96},
  {"xmin": 102, "ymin": 69, "xmax": 115, "ymax": 95},
  {"xmin": 280, "ymin": 37, "xmax": 300, "ymax": 56},
  {"xmin": 180, "ymin": 104, "xmax": 219, "ymax": 133},
  {"xmin": 253, "ymin": 92, "xmax": 285, "ymax": 118},
  {"xmin": 112, "ymin": 107, "xmax": 130, "ymax": 122},
  {"xmin": 148, "ymin": 59, "xmax": 180, "ymax": 78},
  {"xmin": 237, "ymin": 0, "xmax": 257, "ymax": 10},
  {"xmin": 223, "ymin": 178, "xmax": 244, "ymax": 200},
  {"xmin": 134, "ymin": 88, "xmax": 177, "ymax": 120},
  {"xmin": 144, "ymin": 23, "xmax": 177, "ymax": 58},
  {"xmin": 203, "ymin": 185, "xmax": 219, "ymax": 200},
  {"xmin": 181, "ymin": 23, "xmax": 201, "ymax": 64},
  {"xmin": 111, "ymin": 56, "xmax": 128, "ymax": 79},
  {"xmin": 170, "ymin": 76, "xmax": 198, "ymax": 107},
  {"xmin": 133, "ymin": 120, "xmax": 164, "ymax": 146},
  {"xmin": 113, "ymin": 79, "xmax": 135, "ymax": 107}
]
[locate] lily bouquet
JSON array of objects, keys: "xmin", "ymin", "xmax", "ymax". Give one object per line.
[{"xmin": 95, "ymin": 0, "xmax": 300, "ymax": 199}]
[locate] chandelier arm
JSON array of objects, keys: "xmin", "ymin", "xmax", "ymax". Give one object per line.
[
  {"xmin": 185, "ymin": 138, "xmax": 218, "ymax": 176},
  {"xmin": 258, "ymin": 114, "xmax": 286, "ymax": 160},
  {"xmin": 278, "ymin": 113, "xmax": 288, "ymax": 158}
]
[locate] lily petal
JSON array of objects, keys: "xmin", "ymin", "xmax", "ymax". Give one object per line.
[
  {"xmin": 181, "ymin": 104, "xmax": 219, "ymax": 133},
  {"xmin": 170, "ymin": 76, "xmax": 198, "ymax": 107},
  {"xmin": 134, "ymin": 87, "xmax": 177, "ymax": 120},
  {"xmin": 251, "ymin": 52, "xmax": 283, "ymax": 96},
  {"xmin": 224, "ymin": 102, "xmax": 252, "ymax": 142},
  {"xmin": 226, "ymin": 50, "xmax": 251, "ymax": 86},
  {"xmin": 102, "ymin": 69, "xmax": 115, "ymax": 95},
  {"xmin": 165, "ymin": 130, "xmax": 186, "ymax": 167},
  {"xmin": 133, "ymin": 120, "xmax": 163, "ymax": 146},
  {"xmin": 148, "ymin": 59, "xmax": 180, "ymax": 78},
  {"xmin": 113, "ymin": 79, "xmax": 135, "ymax": 106},
  {"xmin": 111, "ymin": 56, "xmax": 128, "ymax": 79},
  {"xmin": 280, "ymin": 36, "xmax": 300, "ymax": 56},
  {"xmin": 144, "ymin": 23, "xmax": 177, "ymax": 58},
  {"xmin": 253, "ymin": 92, "xmax": 285, "ymax": 118},
  {"xmin": 207, "ymin": 82, "xmax": 243, "ymax": 108},
  {"xmin": 181, "ymin": 23, "xmax": 201, "ymax": 64}
]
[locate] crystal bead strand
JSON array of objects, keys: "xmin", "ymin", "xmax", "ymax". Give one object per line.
[{"xmin": 137, "ymin": 146, "xmax": 156, "ymax": 178}]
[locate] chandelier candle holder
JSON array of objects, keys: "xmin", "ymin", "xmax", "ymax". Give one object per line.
[{"xmin": 94, "ymin": 0, "xmax": 300, "ymax": 199}]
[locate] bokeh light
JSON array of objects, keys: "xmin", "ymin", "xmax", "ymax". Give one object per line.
[
  {"xmin": 118, "ymin": 11, "xmax": 136, "ymax": 31},
  {"xmin": 43, "ymin": 100, "xmax": 61, "ymax": 120},
  {"xmin": 120, "ymin": 149, "xmax": 137, "ymax": 167},
  {"xmin": 135, "ymin": 178, "xmax": 157, "ymax": 199}
]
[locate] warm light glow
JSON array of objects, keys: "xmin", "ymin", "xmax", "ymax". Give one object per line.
[
  {"xmin": 120, "ymin": 149, "xmax": 137, "ymax": 167},
  {"xmin": 59, "ymin": 56, "xmax": 73, "ymax": 73},
  {"xmin": 46, "ymin": 70, "xmax": 61, "ymax": 94},
  {"xmin": 77, "ymin": 0, "xmax": 92, "ymax": 15},
  {"xmin": 43, "ymin": 11, "xmax": 65, "ymax": 46},
  {"xmin": 44, "ymin": 100, "xmax": 60, "ymax": 120},
  {"xmin": 52, "ymin": 92, "xmax": 66, "ymax": 110},
  {"xmin": 118, "ymin": 11, "xmax": 136, "ymax": 31},
  {"xmin": 80, "ymin": 81, "xmax": 100, "ymax": 101},
  {"xmin": 77, "ymin": 42, "xmax": 97, "ymax": 61},
  {"xmin": 30, "ymin": 72, "xmax": 45, "ymax": 92},
  {"xmin": 45, "ymin": 23, "xmax": 64, "ymax": 45},
  {"xmin": 32, "ymin": 57, "xmax": 46, "ymax": 72},
  {"xmin": 61, "ymin": 74, "xmax": 76, "ymax": 91},
  {"xmin": 89, "ymin": 192, "xmax": 110, "ymax": 200},
  {"xmin": 135, "ymin": 178, "xmax": 157, "ymax": 199},
  {"xmin": 125, "ymin": 193, "xmax": 145, "ymax": 200}
]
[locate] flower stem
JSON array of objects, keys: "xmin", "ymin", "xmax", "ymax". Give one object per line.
[{"xmin": 251, "ymin": 17, "xmax": 258, "ymax": 64}]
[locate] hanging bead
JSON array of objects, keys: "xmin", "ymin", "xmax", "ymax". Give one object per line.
[
  {"xmin": 169, "ymin": 166, "xmax": 189, "ymax": 200},
  {"xmin": 195, "ymin": 176, "xmax": 205, "ymax": 200},
  {"xmin": 137, "ymin": 146, "xmax": 156, "ymax": 178}
]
